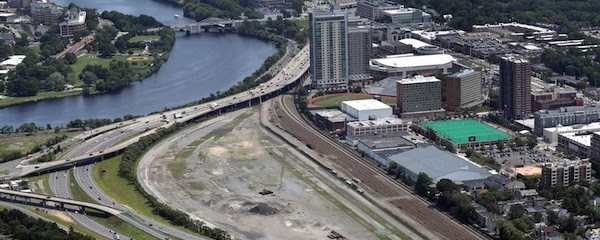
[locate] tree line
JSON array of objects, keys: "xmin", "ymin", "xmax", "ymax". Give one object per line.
[
  {"xmin": 541, "ymin": 49, "xmax": 600, "ymax": 88},
  {"xmin": 398, "ymin": 0, "xmax": 600, "ymax": 35},
  {"xmin": 183, "ymin": 0, "xmax": 259, "ymax": 22},
  {"xmin": 117, "ymin": 124, "xmax": 233, "ymax": 240},
  {"xmin": 0, "ymin": 208, "xmax": 94, "ymax": 240}
]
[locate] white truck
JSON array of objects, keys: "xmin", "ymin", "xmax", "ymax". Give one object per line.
[{"xmin": 210, "ymin": 103, "xmax": 218, "ymax": 109}]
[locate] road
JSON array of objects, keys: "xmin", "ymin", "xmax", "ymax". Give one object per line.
[{"xmin": 48, "ymin": 170, "xmax": 129, "ymax": 240}]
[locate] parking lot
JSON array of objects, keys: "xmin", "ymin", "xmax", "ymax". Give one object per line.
[{"xmin": 485, "ymin": 148, "xmax": 565, "ymax": 167}]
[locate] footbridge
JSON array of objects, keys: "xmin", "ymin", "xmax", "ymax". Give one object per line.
[
  {"xmin": 0, "ymin": 189, "xmax": 123, "ymax": 215},
  {"xmin": 147, "ymin": 18, "xmax": 268, "ymax": 34}
]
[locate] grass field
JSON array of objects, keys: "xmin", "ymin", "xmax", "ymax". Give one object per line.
[
  {"xmin": 420, "ymin": 119, "xmax": 512, "ymax": 144},
  {"xmin": 71, "ymin": 55, "xmax": 131, "ymax": 75},
  {"xmin": 0, "ymin": 132, "xmax": 80, "ymax": 156},
  {"xmin": 29, "ymin": 45, "xmax": 41, "ymax": 54},
  {"xmin": 310, "ymin": 94, "xmax": 396, "ymax": 108},
  {"xmin": 128, "ymin": 35, "xmax": 160, "ymax": 43},
  {"xmin": 0, "ymin": 91, "xmax": 82, "ymax": 109}
]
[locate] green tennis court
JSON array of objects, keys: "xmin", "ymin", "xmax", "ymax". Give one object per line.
[{"xmin": 419, "ymin": 119, "xmax": 512, "ymax": 144}]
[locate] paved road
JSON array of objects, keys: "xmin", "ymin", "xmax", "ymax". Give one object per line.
[{"xmin": 48, "ymin": 170, "xmax": 129, "ymax": 240}]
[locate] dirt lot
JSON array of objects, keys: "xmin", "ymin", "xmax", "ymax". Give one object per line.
[{"xmin": 145, "ymin": 109, "xmax": 378, "ymax": 240}]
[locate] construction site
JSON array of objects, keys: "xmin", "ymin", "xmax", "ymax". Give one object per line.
[{"xmin": 139, "ymin": 108, "xmax": 399, "ymax": 240}]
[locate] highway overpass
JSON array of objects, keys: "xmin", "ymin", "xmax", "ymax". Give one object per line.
[{"xmin": 0, "ymin": 188, "xmax": 123, "ymax": 215}]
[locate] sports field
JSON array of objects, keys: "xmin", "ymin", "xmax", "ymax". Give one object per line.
[{"xmin": 419, "ymin": 119, "xmax": 512, "ymax": 144}]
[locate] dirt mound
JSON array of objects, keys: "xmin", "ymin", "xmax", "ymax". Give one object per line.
[{"xmin": 249, "ymin": 203, "xmax": 278, "ymax": 215}]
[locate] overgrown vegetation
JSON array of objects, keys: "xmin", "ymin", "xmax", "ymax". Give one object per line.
[{"xmin": 0, "ymin": 208, "xmax": 94, "ymax": 240}]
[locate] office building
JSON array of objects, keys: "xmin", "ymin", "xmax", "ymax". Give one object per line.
[
  {"xmin": 356, "ymin": 0, "xmax": 402, "ymax": 21},
  {"xmin": 348, "ymin": 25, "xmax": 371, "ymax": 80},
  {"xmin": 309, "ymin": 109, "xmax": 356, "ymax": 131},
  {"xmin": 542, "ymin": 122, "xmax": 600, "ymax": 144},
  {"xmin": 31, "ymin": 2, "xmax": 63, "ymax": 23},
  {"xmin": 540, "ymin": 160, "xmax": 591, "ymax": 188},
  {"xmin": 309, "ymin": 10, "xmax": 349, "ymax": 89},
  {"xmin": 0, "ymin": 13, "xmax": 16, "ymax": 23},
  {"xmin": 369, "ymin": 54, "xmax": 455, "ymax": 78},
  {"xmin": 500, "ymin": 56, "xmax": 531, "ymax": 120},
  {"xmin": 396, "ymin": 75, "xmax": 441, "ymax": 113},
  {"xmin": 446, "ymin": 69, "xmax": 483, "ymax": 111},
  {"xmin": 533, "ymin": 106, "xmax": 600, "ymax": 136},
  {"xmin": 59, "ymin": 7, "xmax": 86, "ymax": 37},
  {"xmin": 341, "ymin": 99, "xmax": 392, "ymax": 121},
  {"xmin": 346, "ymin": 117, "xmax": 410, "ymax": 136}
]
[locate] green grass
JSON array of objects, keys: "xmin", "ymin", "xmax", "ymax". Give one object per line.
[
  {"xmin": 128, "ymin": 35, "xmax": 160, "ymax": 43},
  {"xmin": 311, "ymin": 94, "xmax": 396, "ymax": 108},
  {"xmin": 0, "ymin": 132, "xmax": 80, "ymax": 156},
  {"xmin": 29, "ymin": 45, "xmax": 41, "ymax": 54},
  {"xmin": 71, "ymin": 55, "xmax": 131, "ymax": 75},
  {"xmin": 420, "ymin": 119, "xmax": 512, "ymax": 144},
  {"xmin": 70, "ymin": 171, "xmax": 155, "ymax": 240},
  {"xmin": 28, "ymin": 174, "xmax": 51, "ymax": 195},
  {"xmin": 292, "ymin": 19, "xmax": 308, "ymax": 29},
  {"xmin": 0, "ymin": 91, "xmax": 82, "ymax": 109}
]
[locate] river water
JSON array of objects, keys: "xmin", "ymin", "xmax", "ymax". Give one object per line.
[{"xmin": 0, "ymin": 0, "xmax": 276, "ymax": 127}]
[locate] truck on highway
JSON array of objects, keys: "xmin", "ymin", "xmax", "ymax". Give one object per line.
[
  {"xmin": 174, "ymin": 113, "xmax": 183, "ymax": 119},
  {"xmin": 210, "ymin": 103, "xmax": 218, "ymax": 109}
]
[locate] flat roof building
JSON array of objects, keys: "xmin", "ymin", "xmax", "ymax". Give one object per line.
[
  {"xmin": 396, "ymin": 75, "xmax": 441, "ymax": 114},
  {"xmin": 557, "ymin": 131, "xmax": 593, "ymax": 159},
  {"xmin": 341, "ymin": 99, "xmax": 393, "ymax": 121},
  {"xmin": 309, "ymin": 109, "xmax": 356, "ymax": 131},
  {"xmin": 446, "ymin": 69, "xmax": 483, "ymax": 111},
  {"xmin": 0, "ymin": 55, "xmax": 25, "ymax": 69},
  {"xmin": 59, "ymin": 7, "xmax": 86, "ymax": 37},
  {"xmin": 356, "ymin": 0, "xmax": 403, "ymax": 21},
  {"xmin": 346, "ymin": 117, "xmax": 410, "ymax": 136},
  {"xmin": 534, "ymin": 106, "xmax": 600, "ymax": 136},
  {"xmin": 369, "ymin": 54, "xmax": 455, "ymax": 78},
  {"xmin": 348, "ymin": 25, "xmax": 372, "ymax": 80},
  {"xmin": 540, "ymin": 159, "xmax": 591, "ymax": 188},
  {"xmin": 382, "ymin": 8, "xmax": 431, "ymax": 25},
  {"xmin": 542, "ymin": 121, "xmax": 600, "ymax": 144},
  {"xmin": 31, "ymin": 2, "xmax": 63, "ymax": 23}
]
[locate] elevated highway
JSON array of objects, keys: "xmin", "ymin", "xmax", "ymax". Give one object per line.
[
  {"xmin": 18, "ymin": 43, "xmax": 310, "ymax": 177},
  {"xmin": 0, "ymin": 188, "xmax": 123, "ymax": 215}
]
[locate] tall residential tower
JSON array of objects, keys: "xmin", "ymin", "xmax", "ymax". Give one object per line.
[
  {"xmin": 500, "ymin": 56, "xmax": 531, "ymax": 120},
  {"xmin": 309, "ymin": 10, "xmax": 349, "ymax": 90}
]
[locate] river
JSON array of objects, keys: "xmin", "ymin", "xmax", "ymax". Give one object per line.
[{"xmin": 0, "ymin": 0, "xmax": 277, "ymax": 127}]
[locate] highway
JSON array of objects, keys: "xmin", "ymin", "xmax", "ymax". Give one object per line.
[
  {"xmin": 0, "ymin": 41, "xmax": 309, "ymax": 239},
  {"xmin": 48, "ymin": 170, "xmax": 130, "ymax": 240}
]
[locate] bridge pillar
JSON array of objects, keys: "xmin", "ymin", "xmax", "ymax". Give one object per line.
[
  {"xmin": 80, "ymin": 206, "xmax": 85, "ymax": 213},
  {"xmin": 59, "ymin": 203, "xmax": 64, "ymax": 209}
]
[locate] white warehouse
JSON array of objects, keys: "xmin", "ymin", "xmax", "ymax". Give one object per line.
[{"xmin": 341, "ymin": 99, "xmax": 393, "ymax": 121}]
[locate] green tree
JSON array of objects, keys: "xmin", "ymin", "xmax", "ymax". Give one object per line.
[
  {"xmin": 388, "ymin": 161, "xmax": 397, "ymax": 175},
  {"xmin": 81, "ymin": 71, "xmax": 98, "ymax": 86},
  {"xmin": 415, "ymin": 172, "xmax": 433, "ymax": 196},
  {"xmin": 64, "ymin": 52, "xmax": 77, "ymax": 64},
  {"xmin": 547, "ymin": 210, "xmax": 559, "ymax": 225},
  {"xmin": 508, "ymin": 204, "xmax": 526, "ymax": 220}
]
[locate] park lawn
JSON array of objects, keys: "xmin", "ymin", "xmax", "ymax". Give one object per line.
[
  {"xmin": 29, "ymin": 45, "xmax": 41, "ymax": 54},
  {"xmin": 0, "ymin": 132, "xmax": 80, "ymax": 156},
  {"xmin": 292, "ymin": 19, "xmax": 308, "ymax": 29},
  {"xmin": 0, "ymin": 91, "xmax": 82, "ymax": 109},
  {"xmin": 128, "ymin": 35, "xmax": 160, "ymax": 43},
  {"xmin": 69, "ymin": 171, "xmax": 156, "ymax": 240},
  {"xmin": 71, "ymin": 55, "xmax": 130, "ymax": 75},
  {"xmin": 311, "ymin": 94, "xmax": 396, "ymax": 108}
]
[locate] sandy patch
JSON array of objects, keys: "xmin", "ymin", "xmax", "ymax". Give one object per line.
[
  {"xmin": 51, "ymin": 211, "xmax": 74, "ymax": 223},
  {"xmin": 208, "ymin": 146, "xmax": 227, "ymax": 156}
]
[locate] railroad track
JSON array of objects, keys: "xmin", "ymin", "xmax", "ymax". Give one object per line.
[{"xmin": 271, "ymin": 90, "xmax": 491, "ymax": 240}]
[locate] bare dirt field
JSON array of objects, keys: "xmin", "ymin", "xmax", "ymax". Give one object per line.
[{"xmin": 144, "ymin": 109, "xmax": 380, "ymax": 240}]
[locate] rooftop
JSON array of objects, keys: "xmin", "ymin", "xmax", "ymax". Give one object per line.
[
  {"xmin": 536, "ymin": 106, "xmax": 600, "ymax": 117},
  {"xmin": 544, "ymin": 121, "xmax": 600, "ymax": 133},
  {"xmin": 371, "ymin": 54, "xmax": 455, "ymax": 69},
  {"xmin": 347, "ymin": 117, "xmax": 409, "ymax": 128},
  {"xmin": 363, "ymin": 77, "xmax": 399, "ymax": 97},
  {"xmin": 310, "ymin": 109, "xmax": 356, "ymax": 123},
  {"xmin": 449, "ymin": 69, "xmax": 477, "ymax": 78},
  {"xmin": 357, "ymin": 133, "xmax": 416, "ymax": 150},
  {"xmin": 342, "ymin": 99, "xmax": 392, "ymax": 111},
  {"xmin": 398, "ymin": 75, "xmax": 440, "ymax": 85},
  {"xmin": 559, "ymin": 131, "xmax": 594, "ymax": 146},
  {"xmin": 0, "ymin": 55, "xmax": 26, "ymax": 66},
  {"xmin": 398, "ymin": 38, "xmax": 432, "ymax": 49},
  {"xmin": 386, "ymin": 146, "xmax": 493, "ymax": 182}
]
